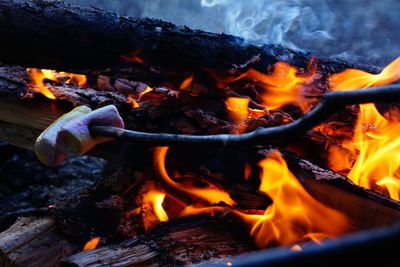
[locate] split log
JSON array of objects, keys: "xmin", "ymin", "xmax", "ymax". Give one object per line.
[
  {"xmin": 62, "ymin": 216, "xmax": 255, "ymax": 267},
  {"xmin": 0, "ymin": 217, "xmax": 77, "ymax": 267},
  {"xmin": 0, "ymin": 0, "xmax": 379, "ymax": 83},
  {"xmin": 61, "ymin": 238, "xmax": 160, "ymax": 267},
  {"xmin": 283, "ymin": 153, "xmax": 400, "ymax": 229}
]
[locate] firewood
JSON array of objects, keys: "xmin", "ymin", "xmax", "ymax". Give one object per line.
[
  {"xmin": 61, "ymin": 216, "xmax": 255, "ymax": 267},
  {"xmin": 0, "ymin": 0, "xmax": 380, "ymax": 81},
  {"xmin": 61, "ymin": 238, "xmax": 160, "ymax": 267},
  {"xmin": 1, "ymin": 62, "xmax": 400, "ymax": 155},
  {"xmin": 0, "ymin": 217, "xmax": 77, "ymax": 267},
  {"xmin": 1, "ymin": 154, "xmax": 400, "ymax": 266},
  {"xmin": 282, "ymin": 153, "xmax": 400, "ymax": 229}
]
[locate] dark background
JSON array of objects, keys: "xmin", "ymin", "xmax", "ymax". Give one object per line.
[{"xmin": 66, "ymin": 0, "xmax": 400, "ymax": 67}]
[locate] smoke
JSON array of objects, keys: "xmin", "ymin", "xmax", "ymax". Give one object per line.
[{"xmin": 201, "ymin": 0, "xmax": 335, "ymax": 51}]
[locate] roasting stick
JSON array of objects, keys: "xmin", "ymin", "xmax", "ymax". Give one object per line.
[
  {"xmin": 35, "ymin": 84, "xmax": 400, "ymax": 166},
  {"xmin": 89, "ymin": 84, "xmax": 400, "ymax": 146}
]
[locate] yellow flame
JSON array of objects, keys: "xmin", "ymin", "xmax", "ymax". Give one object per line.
[
  {"xmin": 26, "ymin": 68, "xmax": 87, "ymax": 99},
  {"xmin": 328, "ymin": 104, "xmax": 400, "ymax": 201},
  {"xmin": 225, "ymin": 97, "xmax": 250, "ymax": 124},
  {"xmin": 83, "ymin": 237, "xmax": 100, "ymax": 251},
  {"xmin": 328, "ymin": 57, "xmax": 400, "ymax": 201},
  {"xmin": 237, "ymin": 150, "xmax": 348, "ymax": 248},
  {"xmin": 143, "ymin": 189, "xmax": 169, "ymax": 222},
  {"xmin": 26, "ymin": 68, "xmax": 56, "ymax": 99},
  {"xmin": 329, "ymin": 57, "xmax": 400, "ymax": 90},
  {"xmin": 138, "ymin": 86, "xmax": 153, "ymax": 99},
  {"xmin": 153, "ymin": 147, "xmax": 236, "ymax": 206}
]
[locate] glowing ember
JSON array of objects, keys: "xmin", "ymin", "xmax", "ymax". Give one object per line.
[
  {"xmin": 142, "ymin": 188, "xmax": 169, "ymax": 222},
  {"xmin": 154, "ymin": 147, "xmax": 236, "ymax": 206},
  {"xmin": 26, "ymin": 68, "xmax": 87, "ymax": 99},
  {"xmin": 179, "ymin": 75, "xmax": 194, "ymax": 90},
  {"xmin": 328, "ymin": 57, "xmax": 400, "ymax": 200},
  {"xmin": 236, "ymin": 150, "xmax": 348, "ymax": 248},
  {"xmin": 126, "ymin": 207, "xmax": 141, "ymax": 217},
  {"xmin": 83, "ymin": 237, "xmax": 100, "ymax": 251},
  {"xmin": 225, "ymin": 97, "xmax": 250, "ymax": 124},
  {"xmin": 121, "ymin": 50, "xmax": 144, "ymax": 64},
  {"xmin": 291, "ymin": 244, "xmax": 302, "ymax": 251}
]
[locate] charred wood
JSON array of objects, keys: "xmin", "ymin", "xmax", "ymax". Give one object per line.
[
  {"xmin": 0, "ymin": 0, "xmax": 380, "ymax": 83},
  {"xmin": 0, "ymin": 217, "xmax": 77, "ymax": 267}
]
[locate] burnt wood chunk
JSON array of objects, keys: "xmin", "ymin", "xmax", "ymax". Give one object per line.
[
  {"xmin": 61, "ymin": 238, "xmax": 160, "ymax": 267},
  {"xmin": 0, "ymin": 217, "xmax": 77, "ymax": 267}
]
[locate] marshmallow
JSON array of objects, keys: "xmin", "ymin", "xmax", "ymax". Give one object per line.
[
  {"xmin": 56, "ymin": 105, "xmax": 124, "ymax": 158},
  {"xmin": 35, "ymin": 105, "xmax": 92, "ymax": 166}
]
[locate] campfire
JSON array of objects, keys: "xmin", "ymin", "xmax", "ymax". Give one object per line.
[{"xmin": 0, "ymin": 1, "xmax": 400, "ymax": 266}]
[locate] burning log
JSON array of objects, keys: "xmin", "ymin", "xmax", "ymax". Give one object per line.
[
  {"xmin": 62, "ymin": 216, "xmax": 255, "ymax": 266},
  {"xmin": 1, "ymin": 62, "xmax": 400, "ymax": 155},
  {"xmin": 1, "ymin": 153, "xmax": 399, "ymax": 266}
]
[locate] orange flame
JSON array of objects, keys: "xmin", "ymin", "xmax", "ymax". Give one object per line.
[
  {"xmin": 142, "ymin": 188, "xmax": 169, "ymax": 222},
  {"xmin": 83, "ymin": 237, "xmax": 100, "ymax": 251},
  {"xmin": 328, "ymin": 57, "xmax": 400, "ymax": 201},
  {"xmin": 172, "ymin": 150, "xmax": 348, "ymax": 248},
  {"xmin": 127, "ymin": 86, "xmax": 153, "ymax": 109},
  {"xmin": 153, "ymin": 147, "xmax": 236, "ymax": 206},
  {"xmin": 213, "ymin": 62, "xmax": 316, "ymax": 111},
  {"xmin": 127, "ymin": 95, "xmax": 140, "ymax": 108},
  {"xmin": 237, "ymin": 150, "xmax": 348, "ymax": 247},
  {"xmin": 329, "ymin": 57, "xmax": 400, "ymax": 90},
  {"xmin": 26, "ymin": 68, "xmax": 87, "ymax": 99}
]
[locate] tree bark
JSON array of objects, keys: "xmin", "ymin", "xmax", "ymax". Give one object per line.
[{"xmin": 0, "ymin": 0, "xmax": 380, "ymax": 80}]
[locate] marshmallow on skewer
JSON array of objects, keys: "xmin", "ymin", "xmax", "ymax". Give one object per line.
[
  {"xmin": 35, "ymin": 105, "xmax": 92, "ymax": 166},
  {"xmin": 56, "ymin": 105, "xmax": 124, "ymax": 158}
]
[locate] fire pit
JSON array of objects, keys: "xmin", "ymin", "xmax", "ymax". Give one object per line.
[{"xmin": 0, "ymin": 1, "xmax": 400, "ymax": 266}]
